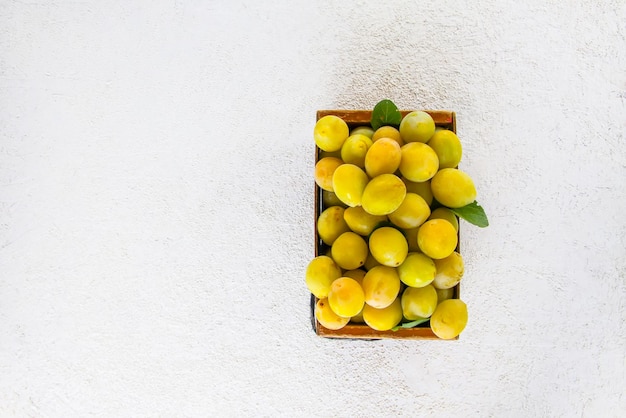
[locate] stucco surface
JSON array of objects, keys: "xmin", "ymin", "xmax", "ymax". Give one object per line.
[{"xmin": 1, "ymin": 1, "xmax": 625, "ymax": 417}]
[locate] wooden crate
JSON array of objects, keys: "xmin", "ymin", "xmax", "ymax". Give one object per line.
[{"xmin": 312, "ymin": 109, "xmax": 459, "ymax": 340}]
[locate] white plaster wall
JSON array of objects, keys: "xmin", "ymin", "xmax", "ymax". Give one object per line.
[{"xmin": 1, "ymin": 1, "xmax": 625, "ymax": 417}]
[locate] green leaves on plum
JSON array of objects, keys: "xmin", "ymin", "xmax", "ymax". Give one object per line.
[{"xmin": 391, "ymin": 317, "xmax": 430, "ymax": 331}]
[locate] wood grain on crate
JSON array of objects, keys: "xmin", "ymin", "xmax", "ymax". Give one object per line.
[
  {"xmin": 317, "ymin": 324, "xmax": 441, "ymax": 340},
  {"xmin": 316, "ymin": 110, "xmax": 456, "ymax": 130},
  {"xmin": 313, "ymin": 109, "xmax": 459, "ymax": 340}
]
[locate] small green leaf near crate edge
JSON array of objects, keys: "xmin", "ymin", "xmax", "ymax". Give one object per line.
[
  {"xmin": 449, "ymin": 201, "xmax": 489, "ymax": 228},
  {"xmin": 371, "ymin": 99, "xmax": 402, "ymax": 130},
  {"xmin": 391, "ymin": 317, "xmax": 431, "ymax": 331}
]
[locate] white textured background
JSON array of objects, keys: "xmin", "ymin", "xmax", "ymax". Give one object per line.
[{"xmin": 1, "ymin": 1, "xmax": 625, "ymax": 417}]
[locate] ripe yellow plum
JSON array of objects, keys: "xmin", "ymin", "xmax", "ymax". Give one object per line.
[
  {"xmin": 350, "ymin": 308, "xmax": 365, "ymax": 323},
  {"xmin": 371, "ymin": 126, "xmax": 404, "ymax": 147},
  {"xmin": 341, "ymin": 134, "xmax": 373, "ymax": 168},
  {"xmin": 430, "ymin": 299, "xmax": 468, "ymax": 339},
  {"xmin": 432, "ymin": 251, "xmax": 464, "ymax": 289},
  {"xmin": 428, "ymin": 207, "xmax": 459, "ymax": 232},
  {"xmin": 362, "ymin": 266, "xmax": 401, "ymax": 309},
  {"xmin": 402, "ymin": 227, "xmax": 420, "ymax": 252},
  {"xmin": 328, "ymin": 277, "xmax": 365, "ymax": 318},
  {"xmin": 397, "ymin": 252, "xmax": 436, "ymax": 288},
  {"xmin": 315, "ymin": 157, "xmax": 343, "ymax": 192},
  {"xmin": 343, "ymin": 268, "xmax": 366, "ymax": 285},
  {"xmin": 343, "ymin": 206, "xmax": 387, "ymax": 236},
  {"xmin": 401, "ymin": 285, "xmax": 438, "ymax": 320},
  {"xmin": 361, "ymin": 174, "xmax": 406, "ymax": 216},
  {"xmin": 430, "ymin": 168, "xmax": 477, "ymax": 208},
  {"xmin": 315, "ymin": 298, "xmax": 350, "ymax": 330},
  {"xmin": 436, "ymin": 287, "xmax": 455, "ymax": 303},
  {"xmin": 305, "ymin": 255, "xmax": 342, "ymax": 299},
  {"xmin": 350, "ymin": 126, "xmax": 374, "ymax": 138},
  {"xmin": 402, "ymin": 178, "xmax": 433, "ymax": 206},
  {"xmin": 331, "ymin": 232, "xmax": 369, "ymax": 270},
  {"xmin": 332, "ymin": 164, "xmax": 369, "ymax": 207},
  {"xmin": 427, "ymin": 129, "xmax": 462, "ymax": 169},
  {"xmin": 399, "ymin": 142, "xmax": 439, "ymax": 183},
  {"xmin": 362, "ymin": 298, "xmax": 403, "ymax": 331},
  {"xmin": 322, "ymin": 190, "xmax": 347, "ymax": 208},
  {"xmin": 317, "ymin": 206, "xmax": 350, "ymax": 246},
  {"xmin": 364, "ymin": 252, "xmax": 382, "ymax": 271},
  {"xmin": 364, "ymin": 138, "xmax": 402, "ymax": 178},
  {"xmin": 417, "ymin": 219, "xmax": 458, "ymax": 260},
  {"xmin": 314, "ymin": 115, "xmax": 349, "ymax": 152},
  {"xmin": 399, "ymin": 111, "xmax": 436, "ymax": 143},
  {"xmin": 368, "ymin": 227, "xmax": 408, "ymax": 267},
  {"xmin": 388, "ymin": 193, "xmax": 431, "ymax": 229}
]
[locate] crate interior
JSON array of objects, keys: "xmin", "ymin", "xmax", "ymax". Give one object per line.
[{"xmin": 313, "ymin": 110, "xmax": 459, "ymax": 340}]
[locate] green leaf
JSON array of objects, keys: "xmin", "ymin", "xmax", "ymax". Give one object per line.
[
  {"xmin": 449, "ymin": 201, "xmax": 489, "ymax": 228},
  {"xmin": 371, "ymin": 99, "xmax": 402, "ymax": 130},
  {"xmin": 391, "ymin": 317, "xmax": 431, "ymax": 331}
]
